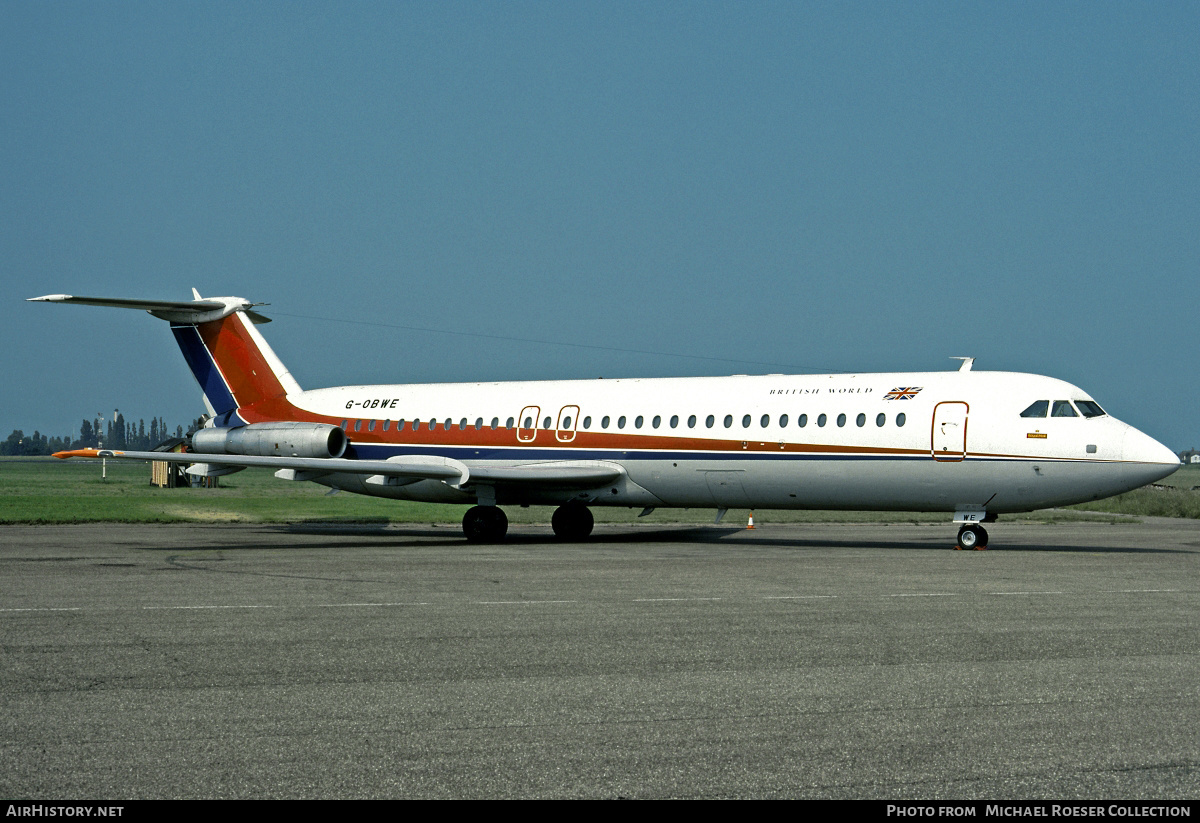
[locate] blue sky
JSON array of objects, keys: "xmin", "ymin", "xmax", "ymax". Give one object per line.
[{"xmin": 4, "ymin": 1, "xmax": 1198, "ymax": 448}]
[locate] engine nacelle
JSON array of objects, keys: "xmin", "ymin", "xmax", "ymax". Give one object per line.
[{"xmin": 191, "ymin": 422, "xmax": 348, "ymax": 459}]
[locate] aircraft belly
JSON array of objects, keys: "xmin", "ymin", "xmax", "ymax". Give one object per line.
[{"xmin": 307, "ymin": 457, "xmax": 1152, "ymax": 513}]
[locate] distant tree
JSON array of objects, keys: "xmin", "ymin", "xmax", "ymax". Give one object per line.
[
  {"xmin": 78, "ymin": 419, "xmax": 95, "ymax": 448},
  {"xmin": 1, "ymin": 430, "xmax": 24, "ymax": 456}
]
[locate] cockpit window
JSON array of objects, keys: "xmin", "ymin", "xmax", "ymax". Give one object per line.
[
  {"xmin": 1075, "ymin": 400, "xmax": 1106, "ymax": 418},
  {"xmin": 1052, "ymin": 400, "xmax": 1078, "ymax": 417},
  {"xmin": 1020, "ymin": 400, "xmax": 1049, "ymax": 418}
]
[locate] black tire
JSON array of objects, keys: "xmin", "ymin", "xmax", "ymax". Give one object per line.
[
  {"xmin": 956, "ymin": 524, "xmax": 988, "ymax": 551},
  {"xmin": 551, "ymin": 504, "xmax": 594, "ymax": 541},
  {"xmin": 463, "ymin": 506, "xmax": 508, "ymax": 543}
]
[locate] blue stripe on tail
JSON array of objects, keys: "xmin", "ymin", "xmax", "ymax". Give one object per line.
[{"xmin": 171, "ymin": 324, "xmax": 238, "ymax": 415}]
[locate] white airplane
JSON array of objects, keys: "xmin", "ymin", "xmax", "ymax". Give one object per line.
[{"xmin": 31, "ymin": 291, "xmax": 1179, "ymax": 549}]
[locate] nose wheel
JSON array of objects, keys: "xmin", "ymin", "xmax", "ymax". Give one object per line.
[{"xmin": 956, "ymin": 524, "xmax": 989, "ymax": 550}]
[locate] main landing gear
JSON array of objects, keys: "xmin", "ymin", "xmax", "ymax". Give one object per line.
[
  {"xmin": 463, "ymin": 505, "xmax": 508, "ymax": 543},
  {"xmin": 955, "ymin": 524, "xmax": 989, "ymax": 551},
  {"xmin": 551, "ymin": 503, "xmax": 594, "ymax": 541},
  {"xmin": 462, "ymin": 503, "xmax": 595, "ymax": 543}
]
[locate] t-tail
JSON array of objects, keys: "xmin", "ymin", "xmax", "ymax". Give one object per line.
[{"xmin": 27, "ymin": 290, "xmax": 300, "ymax": 426}]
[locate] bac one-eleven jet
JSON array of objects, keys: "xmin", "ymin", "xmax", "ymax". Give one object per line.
[{"xmin": 32, "ymin": 291, "xmax": 1179, "ymax": 550}]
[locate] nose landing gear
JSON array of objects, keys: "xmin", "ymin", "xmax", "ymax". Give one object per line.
[{"xmin": 955, "ymin": 523, "xmax": 989, "ymax": 550}]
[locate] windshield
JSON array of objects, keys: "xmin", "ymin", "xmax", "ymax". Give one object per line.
[
  {"xmin": 1075, "ymin": 400, "xmax": 1106, "ymax": 418},
  {"xmin": 1020, "ymin": 400, "xmax": 1048, "ymax": 418}
]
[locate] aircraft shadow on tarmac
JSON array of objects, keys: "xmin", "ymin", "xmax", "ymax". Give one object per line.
[{"xmin": 261, "ymin": 523, "xmax": 1195, "ymax": 555}]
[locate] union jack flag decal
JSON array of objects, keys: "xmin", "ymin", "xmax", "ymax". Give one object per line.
[{"xmin": 884, "ymin": 387, "xmax": 923, "ymax": 400}]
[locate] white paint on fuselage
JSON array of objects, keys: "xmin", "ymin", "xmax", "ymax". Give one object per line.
[{"xmin": 286, "ymin": 370, "xmax": 1179, "ymax": 514}]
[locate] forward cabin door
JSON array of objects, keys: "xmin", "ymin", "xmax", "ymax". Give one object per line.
[{"xmin": 931, "ymin": 402, "xmax": 969, "ymax": 461}]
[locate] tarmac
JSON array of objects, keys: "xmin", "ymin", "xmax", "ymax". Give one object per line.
[{"xmin": 2, "ymin": 519, "xmax": 1198, "ymax": 798}]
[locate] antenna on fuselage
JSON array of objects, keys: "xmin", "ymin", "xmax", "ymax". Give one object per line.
[{"xmin": 951, "ymin": 357, "xmax": 975, "ymax": 372}]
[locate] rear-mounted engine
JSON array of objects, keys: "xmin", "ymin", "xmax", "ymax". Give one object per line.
[{"xmin": 191, "ymin": 422, "xmax": 348, "ymax": 459}]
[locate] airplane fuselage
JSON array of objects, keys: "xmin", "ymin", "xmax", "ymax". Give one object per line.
[{"xmin": 268, "ymin": 370, "xmax": 1175, "ymax": 514}]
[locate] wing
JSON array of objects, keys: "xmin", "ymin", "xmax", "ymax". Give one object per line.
[
  {"xmin": 55, "ymin": 448, "xmax": 468, "ymax": 485},
  {"xmin": 54, "ymin": 449, "xmax": 623, "ymax": 490}
]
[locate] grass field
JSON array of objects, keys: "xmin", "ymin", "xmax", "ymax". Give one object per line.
[{"xmin": 4, "ymin": 456, "xmax": 1194, "ymax": 526}]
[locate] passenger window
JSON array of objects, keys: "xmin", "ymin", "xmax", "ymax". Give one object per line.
[
  {"xmin": 876, "ymin": 413, "xmax": 885, "ymax": 427},
  {"xmin": 368, "ymin": 420, "xmax": 376, "ymax": 432},
  {"xmin": 896, "ymin": 413, "xmax": 906, "ymax": 427},
  {"xmin": 706, "ymin": 415, "xmax": 715, "ymax": 428},
  {"xmin": 543, "ymin": 417, "xmax": 552, "ymax": 429},
  {"xmin": 1076, "ymin": 400, "xmax": 1106, "ymax": 418},
  {"xmin": 445, "ymin": 418, "xmax": 453, "ymax": 430},
  {"xmin": 506, "ymin": 417, "xmax": 515, "ymax": 429},
  {"xmin": 635, "ymin": 416, "xmax": 644, "ymax": 429},
  {"xmin": 837, "ymin": 414, "xmax": 846, "ymax": 427},
  {"xmin": 651, "ymin": 415, "xmax": 660, "ymax": 428},
  {"xmin": 490, "ymin": 417, "xmax": 499, "ymax": 429},
  {"xmin": 618, "ymin": 416, "xmax": 626, "ymax": 429},
  {"xmin": 798, "ymin": 414, "xmax": 807, "ymax": 428},
  {"xmin": 562, "ymin": 416, "xmax": 572, "ymax": 429},
  {"xmin": 397, "ymin": 419, "xmax": 405, "ymax": 430},
  {"xmin": 475, "ymin": 418, "xmax": 483, "ymax": 430},
  {"xmin": 1020, "ymin": 400, "xmax": 1049, "ymax": 418},
  {"xmin": 602, "ymin": 416, "xmax": 610, "ymax": 429},
  {"xmin": 760, "ymin": 414, "xmax": 769, "ymax": 428},
  {"xmin": 354, "ymin": 420, "xmax": 362, "ymax": 432},
  {"xmin": 583, "ymin": 416, "xmax": 591, "ymax": 429},
  {"xmin": 687, "ymin": 415, "xmax": 696, "ymax": 428},
  {"xmin": 779, "ymin": 414, "xmax": 788, "ymax": 427},
  {"xmin": 341, "ymin": 420, "xmax": 349, "ymax": 430},
  {"xmin": 411, "ymin": 420, "xmax": 419, "ymax": 431},
  {"xmin": 856, "ymin": 413, "xmax": 865, "ymax": 427},
  {"xmin": 460, "ymin": 418, "xmax": 468, "ymax": 429},
  {"xmin": 742, "ymin": 414, "xmax": 752, "ymax": 428},
  {"xmin": 670, "ymin": 415, "xmax": 679, "ymax": 428},
  {"xmin": 724, "ymin": 415, "xmax": 733, "ymax": 428},
  {"xmin": 817, "ymin": 414, "xmax": 827, "ymax": 427},
  {"xmin": 1052, "ymin": 400, "xmax": 1078, "ymax": 418}
]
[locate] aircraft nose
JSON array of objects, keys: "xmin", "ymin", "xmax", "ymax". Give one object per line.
[{"xmin": 1122, "ymin": 426, "xmax": 1180, "ymax": 483}]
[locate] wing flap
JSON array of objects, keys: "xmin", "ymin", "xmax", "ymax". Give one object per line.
[{"xmin": 468, "ymin": 463, "xmax": 622, "ymax": 488}]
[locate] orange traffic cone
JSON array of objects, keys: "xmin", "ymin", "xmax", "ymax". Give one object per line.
[{"xmin": 747, "ymin": 511, "xmax": 756, "ymax": 530}]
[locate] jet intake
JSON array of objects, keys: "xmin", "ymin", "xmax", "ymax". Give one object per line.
[{"xmin": 191, "ymin": 422, "xmax": 348, "ymax": 459}]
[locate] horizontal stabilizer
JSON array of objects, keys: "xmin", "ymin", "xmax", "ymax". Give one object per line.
[{"xmin": 28, "ymin": 293, "xmax": 270, "ymax": 324}]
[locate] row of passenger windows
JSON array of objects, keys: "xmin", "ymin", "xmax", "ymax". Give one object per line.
[
  {"xmin": 341, "ymin": 412, "xmax": 909, "ymax": 433},
  {"xmin": 1019, "ymin": 399, "xmax": 1106, "ymax": 419}
]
